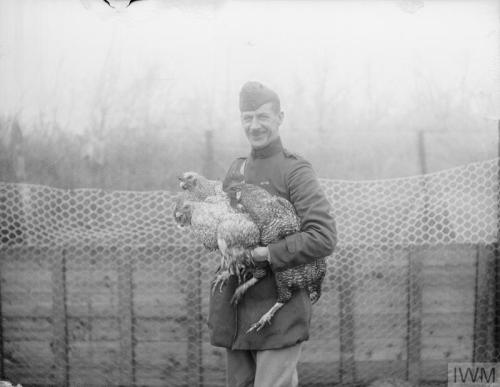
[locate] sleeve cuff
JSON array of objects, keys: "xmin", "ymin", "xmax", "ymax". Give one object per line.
[{"xmin": 267, "ymin": 237, "xmax": 293, "ymax": 271}]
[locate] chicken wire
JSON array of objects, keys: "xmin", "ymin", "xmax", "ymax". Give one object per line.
[{"xmin": 0, "ymin": 158, "xmax": 499, "ymax": 387}]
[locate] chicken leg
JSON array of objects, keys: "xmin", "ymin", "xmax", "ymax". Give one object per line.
[{"xmin": 246, "ymin": 302, "xmax": 284, "ymax": 333}]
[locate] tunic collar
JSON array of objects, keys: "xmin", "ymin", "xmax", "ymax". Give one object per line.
[{"xmin": 251, "ymin": 137, "xmax": 283, "ymax": 159}]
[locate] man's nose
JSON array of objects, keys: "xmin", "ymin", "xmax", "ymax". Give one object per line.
[{"xmin": 249, "ymin": 116, "xmax": 260, "ymax": 130}]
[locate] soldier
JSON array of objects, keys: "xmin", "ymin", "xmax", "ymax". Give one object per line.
[{"xmin": 208, "ymin": 81, "xmax": 337, "ymax": 387}]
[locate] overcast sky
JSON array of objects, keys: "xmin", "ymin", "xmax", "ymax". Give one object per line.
[{"xmin": 0, "ymin": 0, "xmax": 497, "ymax": 130}]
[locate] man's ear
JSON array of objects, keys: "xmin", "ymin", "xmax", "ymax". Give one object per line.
[{"xmin": 278, "ymin": 111, "xmax": 284, "ymax": 125}]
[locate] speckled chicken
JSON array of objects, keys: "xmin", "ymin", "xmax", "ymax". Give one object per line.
[
  {"xmin": 216, "ymin": 211, "xmax": 261, "ymax": 286},
  {"xmin": 173, "ymin": 196, "xmax": 228, "ymax": 251},
  {"xmin": 228, "ymin": 183, "xmax": 301, "ymax": 244},
  {"xmin": 226, "ymin": 181, "xmax": 327, "ymax": 333},
  {"xmin": 173, "ymin": 185, "xmax": 259, "ymax": 288},
  {"xmin": 178, "ymin": 171, "xmax": 226, "ymax": 202}
]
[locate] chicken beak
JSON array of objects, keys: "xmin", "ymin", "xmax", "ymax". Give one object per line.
[{"xmin": 178, "ymin": 174, "xmax": 186, "ymax": 188}]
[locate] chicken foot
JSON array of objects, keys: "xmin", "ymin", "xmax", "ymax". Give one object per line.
[
  {"xmin": 211, "ymin": 270, "xmax": 231, "ymax": 293},
  {"xmin": 231, "ymin": 277, "xmax": 259, "ymax": 305},
  {"xmin": 246, "ymin": 302, "xmax": 284, "ymax": 333},
  {"xmin": 230, "ymin": 266, "xmax": 267, "ymax": 304}
]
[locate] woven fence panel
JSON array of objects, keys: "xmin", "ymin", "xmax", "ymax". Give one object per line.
[{"xmin": 0, "ymin": 158, "xmax": 498, "ymax": 386}]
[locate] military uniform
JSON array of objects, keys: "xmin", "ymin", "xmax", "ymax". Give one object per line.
[
  {"xmin": 210, "ymin": 81, "xmax": 337, "ymax": 387},
  {"xmin": 208, "ymin": 137, "xmax": 337, "ymax": 350}
]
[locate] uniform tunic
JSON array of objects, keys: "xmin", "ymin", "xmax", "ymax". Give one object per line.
[{"xmin": 208, "ymin": 137, "xmax": 337, "ymax": 350}]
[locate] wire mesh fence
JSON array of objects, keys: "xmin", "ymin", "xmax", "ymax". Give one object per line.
[{"xmin": 0, "ymin": 158, "xmax": 499, "ymax": 386}]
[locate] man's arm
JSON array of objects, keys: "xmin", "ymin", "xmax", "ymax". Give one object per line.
[{"xmin": 266, "ymin": 159, "xmax": 337, "ymax": 271}]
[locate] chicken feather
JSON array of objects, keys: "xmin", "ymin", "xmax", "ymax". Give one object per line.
[
  {"xmin": 173, "ymin": 173, "xmax": 259, "ymax": 290},
  {"xmin": 225, "ymin": 182, "xmax": 327, "ymax": 333}
]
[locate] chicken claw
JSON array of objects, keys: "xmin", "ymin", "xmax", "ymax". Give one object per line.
[
  {"xmin": 246, "ymin": 315, "xmax": 272, "ymax": 333},
  {"xmin": 211, "ymin": 271, "xmax": 231, "ymax": 293},
  {"xmin": 246, "ymin": 302, "xmax": 284, "ymax": 334},
  {"xmin": 230, "ymin": 287, "xmax": 245, "ymax": 305},
  {"xmin": 231, "ymin": 277, "xmax": 259, "ymax": 305}
]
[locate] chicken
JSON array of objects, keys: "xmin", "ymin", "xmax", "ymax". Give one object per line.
[
  {"xmin": 173, "ymin": 193, "xmax": 260, "ymax": 289},
  {"xmin": 173, "ymin": 196, "xmax": 226, "ymax": 251},
  {"xmin": 225, "ymin": 182, "xmax": 327, "ymax": 333},
  {"xmin": 216, "ymin": 211, "xmax": 261, "ymax": 286},
  {"xmin": 177, "ymin": 170, "xmax": 258, "ymax": 285},
  {"xmin": 178, "ymin": 171, "xmax": 226, "ymax": 201},
  {"xmin": 228, "ymin": 182, "xmax": 300, "ymax": 244}
]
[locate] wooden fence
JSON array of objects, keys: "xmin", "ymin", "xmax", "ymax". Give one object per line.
[{"xmin": 0, "ymin": 243, "xmax": 498, "ymax": 387}]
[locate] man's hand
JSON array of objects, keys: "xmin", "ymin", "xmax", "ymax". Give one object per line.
[{"xmin": 251, "ymin": 246, "xmax": 270, "ymax": 264}]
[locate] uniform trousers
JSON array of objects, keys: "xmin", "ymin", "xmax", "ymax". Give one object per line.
[{"xmin": 225, "ymin": 342, "xmax": 303, "ymax": 387}]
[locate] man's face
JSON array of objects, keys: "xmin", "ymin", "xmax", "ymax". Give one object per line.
[{"xmin": 240, "ymin": 102, "xmax": 283, "ymax": 149}]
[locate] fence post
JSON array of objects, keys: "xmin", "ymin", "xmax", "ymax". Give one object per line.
[
  {"xmin": 495, "ymin": 120, "xmax": 500, "ymax": 361},
  {"xmin": 338, "ymin": 249, "xmax": 356, "ymax": 384},
  {"xmin": 407, "ymin": 247, "xmax": 422, "ymax": 384},
  {"xmin": 473, "ymin": 244, "xmax": 496, "ymax": 361},
  {"xmin": 0, "ymin": 249, "xmax": 4, "ymax": 379},
  {"xmin": 495, "ymin": 243, "xmax": 500, "ymax": 361},
  {"xmin": 407, "ymin": 129, "xmax": 426, "ymax": 383},
  {"xmin": 52, "ymin": 248, "xmax": 69, "ymax": 386},
  {"xmin": 186, "ymin": 246, "xmax": 203, "ymax": 387},
  {"xmin": 117, "ymin": 247, "xmax": 135, "ymax": 385}
]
